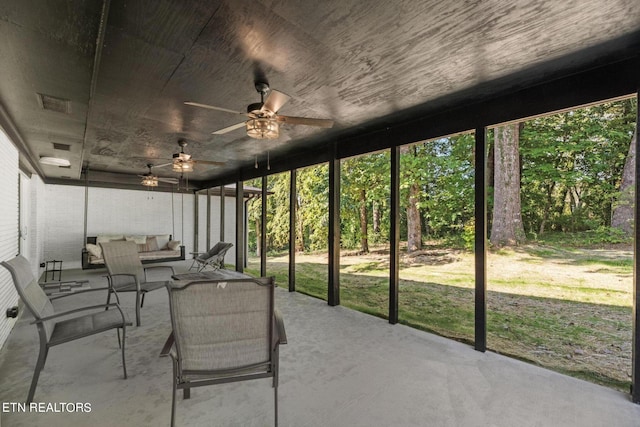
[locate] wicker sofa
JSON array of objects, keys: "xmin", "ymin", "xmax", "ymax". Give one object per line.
[{"xmin": 82, "ymin": 234, "xmax": 185, "ymax": 269}]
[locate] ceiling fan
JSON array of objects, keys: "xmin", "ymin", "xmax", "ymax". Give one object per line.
[
  {"xmin": 138, "ymin": 164, "xmax": 179, "ymax": 187},
  {"xmin": 154, "ymin": 139, "xmax": 225, "ymax": 173},
  {"xmin": 185, "ymin": 81, "xmax": 334, "ymax": 140}
]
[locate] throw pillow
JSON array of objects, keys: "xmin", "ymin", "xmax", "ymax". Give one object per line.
[
  {"xmin": 146, "ymin": 236, "xmax": 160, "ymax": 251},
  {"xmin": 86, "ymin": 243, "xmax": 102, "ymax": 259},
  {"xmin": 96, "ymin": 234, "xmax": 124, "ymax": 244},
  {"xmin": 137, "ymin": 243, "xmax": 149, "ymax": 252},
  {"xmin": 167, "ymin": 240, "xmax": 181, "ymax": 250},
  {"xmin": 126, "ymin": 235, "xmax": 148, "ymax": 244}
]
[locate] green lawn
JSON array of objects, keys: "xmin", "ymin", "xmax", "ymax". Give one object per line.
[{"xmin": 246, "ymin": 243, "xmax": 633, "ymax": 392}]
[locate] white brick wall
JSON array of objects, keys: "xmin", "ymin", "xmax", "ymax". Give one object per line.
[{"xmin": 43, "ymin": 185, "xmax": 244, "ymax": 269}]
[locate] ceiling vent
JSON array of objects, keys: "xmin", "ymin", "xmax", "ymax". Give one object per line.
[
  {"xmin": 53, "ymin": 142, "xmax": 71, "ymax": 151},
  {"xmin": 37, "ymin": 93, "xmax": 71, "ymax": 114}
]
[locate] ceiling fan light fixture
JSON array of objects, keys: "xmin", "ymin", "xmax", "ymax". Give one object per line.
[
  {"xmin": 246, "ymin": 117, "xmax": 279, "ymax": 139},
  {"xmin": 141, "ymin": 175, "xmax": 158, "ymax": 187},
  {"xmin": 173, "ymin": 159, "xmax": 194, "ymax": 173}
]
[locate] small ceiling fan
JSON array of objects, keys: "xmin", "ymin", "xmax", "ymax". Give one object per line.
[
  {"xmin": 154, "ymin": 139, "xmax": 225, "ymax": 173},
  {"xmin": 138, "ymin": 164, "xmax": 179, "ymax": 187},
  {"xmin": 185, "ymin": 81, "xmax": 334, "ymax": 139}
]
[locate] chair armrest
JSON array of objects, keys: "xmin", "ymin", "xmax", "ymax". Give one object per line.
[
  {"xmin": 106, "ymin": 273, "xmax": 138, "ymax": 281},
  {"xmin": 105, "ymin": 273, "xmax": 140, "ymax": 291},
  {"xmin": 33, "ymin": 303, "xmax": 124, "ymax": 324},
  {"xmin": 160, "ymin": 331, "xmax": 175, "ymax": 357},
  {"xmin": 49, "ymin": 286, "xmax": 110, "ymax": 301},
  {"xmin": 273, "ymin": 309, "xmax": 287, "ymax": 345}
]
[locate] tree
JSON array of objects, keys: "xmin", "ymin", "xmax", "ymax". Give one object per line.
[
  {"xmin": 612, "ymin": 128, "xmax": 637, "ymax": 235},
  {"xmin": 401, "ymin": 145, "xmax": 422, "ymax": 252},
  {"xmin": 490, "ymin": 123, "xmax": 526, "ymax": 246}
]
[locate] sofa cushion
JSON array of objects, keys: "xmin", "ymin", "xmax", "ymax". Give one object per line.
[
  {"xmin": 140, "ymin": 250, "xmax": 181, "ymax": 261},
  {"xmin": 167, "ymin": 240, "xmax": 181, "ymax": 250},
  {"xmin": 155, "ymin": 234, "xmax": 171, "ymax": 249},
  {"xmin": 96, "ymin": 234, "xmax": 124, "ymax": 244},
  {"xmin": 126, "ymin": 235, "xmax": 148, "ymax": 244},
  {"xmin": 86, "ymin": 243, "xmax": 102, "ymax": 259},
  {"xmin": 146, "ymin": 236, "xmax": 160, "ymax": 251}
]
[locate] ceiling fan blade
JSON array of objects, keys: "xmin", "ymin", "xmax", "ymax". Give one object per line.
[
  {"xmin": 194, "ymin": 160, "xmax": 226, "ymax": 166},
  {"xmin": 154, "ymin": 162, "xmax": 174, "ymax": 168},
  {"xmin": 158, "ymin": 177, "xmax": 180, "ymax": 184},
  {"xmin": 184, "ymin": 101, "xmax": 246, "ymax": 115},
  {"xmin": 262, "ymin": 90, "xmax": 290, "ymax": 113},
  {"xmin": 277, "ymin": 115, "xmax": 334, "ymax": 128},
  {"xmin": 212, "ymin": 121, "xmax": 246, "ymax": 135}
]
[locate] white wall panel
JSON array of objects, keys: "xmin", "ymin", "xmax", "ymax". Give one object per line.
[
  {"xmin": 29, "ymin": 175, "xmax": 46, "ymax": 277},
  {"xmin": 0, "ymin": 129, "xmax": 19, "ymax": 349},
  {"xmin": 43, "ymin": 185, "xmax": 86, "ymax": 269}
]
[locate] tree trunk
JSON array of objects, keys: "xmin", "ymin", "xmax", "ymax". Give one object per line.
[
  {"xmin": 295, "ymin": 198, "xmax": 305, "ymax": 252},
  {"xmin": 255, "ymin": 218, "xmax": 261, "ymax": 256},
  {"xmin": 372, "ymin": 203, "xmax": 381, "ymax": 233},
  {"xmin": 538, "ymin": 182, "xmax": 556, "ymax": 235},
  {"xmin": 407, "ymin": 182, "xmax": 422, "ymax": 252},
  {"xmin": 612, "ymin": 128, "xmax": 637, "ymax": 236},
  {"xmin": 359, "ymin": 189, "xmax": 369, "ymax": 253},
  {"xmin": 490, "ymin": 123, "xmax": 526, "ymax": 246}
]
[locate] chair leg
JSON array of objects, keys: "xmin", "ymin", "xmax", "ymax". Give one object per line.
[
  {"xmin": 105, "ymin": 288, "xmax": 112, "ymax": 310},
  {"xmin": 183, "ymin": 385, "xmax": 190, "ymax": 399},
  {"xmin": 117, "ymin": 328, "xmax": 121, "ymax": 349},
  {"xmin": 140, "ymin": 292, "xmax": 146, "ymax": 308},
  {"xmin": 27, "ymin": 344, "xmax": 48, "ymax": 404},
  {"xmin": 135, "ymin": 292, "xmax": 141, "ymax": 327},
  {"xmin": 171, "ymin": 360, "xmax": 178, "ymax": 427},
  {"xmin": 274, "ymin": 383, "xmax": 278, "ymax": 427},
  {"xmin": 121, "ymin": 326, "xmax": 127, "ymax": 379}
]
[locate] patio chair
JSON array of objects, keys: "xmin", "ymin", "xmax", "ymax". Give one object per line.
[
  {"xmin": 160, "ymin": 276, "xmax": 287, "ymax": 427},
  {"xmin": 190, "ymin": 242, "xmax": 233, "ymax": 272},
  {"xmin": 100, "ymin": 240, "xmax": 175, "ymax": 326},
  {"xmin": 0, "ymin": 255, "xmax": 129, "ymax": 404}
]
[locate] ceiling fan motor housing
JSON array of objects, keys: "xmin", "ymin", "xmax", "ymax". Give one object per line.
[{"xmin": 247, "ymin": 102, "xmax": 266, "ymax": 115}]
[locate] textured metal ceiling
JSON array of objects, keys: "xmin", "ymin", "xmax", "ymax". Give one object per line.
[{"xmin": 0, "ymin": 0, "xmax": 639, "ymax": 189}]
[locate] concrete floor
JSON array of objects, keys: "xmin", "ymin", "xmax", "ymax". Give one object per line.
[{"xmin": 1, "ymin": 260, "xmax": 639, "ymax": 426}]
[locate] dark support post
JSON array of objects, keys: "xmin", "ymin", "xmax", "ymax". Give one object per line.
[
  {"xmin": 235, "ymin": 181, "xmax": 244, "ymax": 273},
  {"xmin": 632, "ymin": 93, "xmax": 640, "ymax": 403},
  {"xmin": 261, "ymin": 175, "xmax": 267, "ymax": 277},
  {"xmin": 328, "ymin": 154, "xmax": 340, "ymax": 306},
  {"xmin": 289, "ymin": 169, "xmax": 296, "ymax": 292},
  {"xmin": 193, "ymin": 192, "xmax": 199, "ymax": 253},
  {"xmin": 389, "ymin": 146, "xmax": 400, "ymax": 324},
  {"xmin": 206, "ymin": 189, "xmax": 211, "ymax": 250},
  {"xmin": 220, "ymin": 186, "xmax": 225, "ymax": 242},
  {"xmin": 474, "ymin": 127, "xmax": 487, "ymax": 352}
]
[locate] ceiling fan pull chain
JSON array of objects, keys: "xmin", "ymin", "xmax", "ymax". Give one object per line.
[
  {"xmin": 255, "ymin": 155, "xmax": 258, "ymax": 169},
  {"xmin": 267, "ymin": 151, "xmax": 271, "ymax": 170}
]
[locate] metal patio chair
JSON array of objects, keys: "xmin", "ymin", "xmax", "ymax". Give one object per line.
[
  {"xmin": 190, "ymin": 242, "xmax": 233, "ymax": 272},
  {"xmin": 100, "ymin": 240, "xmax": 174, "ymax": 326},
  {"xmin": 1, "ymin": 255, "xmax": 129, "ymax": 404},
  {"xmin": 160, "ymin": 276, "xmax": 287, "ymax": 427}
]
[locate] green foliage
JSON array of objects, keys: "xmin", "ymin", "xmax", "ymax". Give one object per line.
[
  {"xmin": 400, "ymin": 133, "xmax": 475, "ymax": 239},
  {"xmin": 536, "ymin": 227, "xmax": 630, "ymax": 247},
  {"xmin": 247, "ymin": 99, "xmax": 636, "ymax": 253},
  {"xmin": 519, "ymin": 98, "xmax": 637, "ymax": 234}
]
